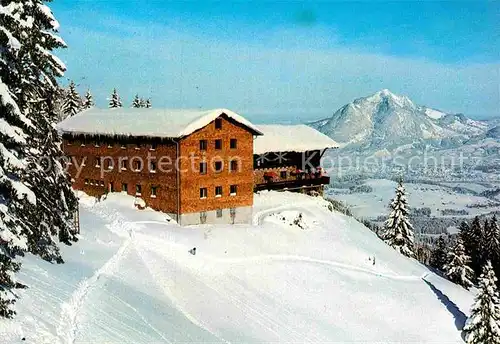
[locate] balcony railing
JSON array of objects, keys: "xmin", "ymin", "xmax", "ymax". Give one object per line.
[{"xmin": 255, "ymin": 175, "xmax": 330, "ymax": 192}]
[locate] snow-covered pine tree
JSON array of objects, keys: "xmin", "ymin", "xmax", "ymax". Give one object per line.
[
  {"xmin": 460, "ymin": 218, "xmax": 482, "ymax": 279},
  {"xmin": 131, "ymin": 94, "xmax": 141, "ymax": 108},
  {"xmin": 145, "ymin": 98, "xmax": 151, "ymax": 108},
  {"xmin": 83, "ymin": 89, "xmax": 94, "ymax": 108},
  {"xmin": 0, "ymin": 0, "xmax": 78, "ymax": 317},
  {"xmin": 139, "ymin": 97, "xmax": 146, "ymax": 108},
  {"xmin": 382, "ymin": 180, "xmax": 415, "ymax": 257},
  {"xmin": 109, "ymin": 88, "xmax": 122, "ymax": 108},
  {"xmin": 484, "ymin": 215, "xmax": 500, "ymax": 287},
  {"xmin": 61, "ymin": 80, "xmax": 81, "ymax": 118},
  {"xmin": 443, "ymin": 238, "xmax": 474, "ymax": 290},
  {"xmin": 463, "ymin": 261, "xmax": 500, "ymax": 344},
  {"xmin": 429, "ymin": 235, "xmax": 448, "ymax": 271}
]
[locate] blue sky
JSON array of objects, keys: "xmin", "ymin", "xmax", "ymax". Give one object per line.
[{"xmin": 52, "ymin": 1, "xmax": 499, "ymax": 122}]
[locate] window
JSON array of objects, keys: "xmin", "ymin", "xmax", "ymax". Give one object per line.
[
  {"xmin": 80, "ymin": 140, "xmax": 86, "ymax": 147},
  {"xmin": 122, "ymin": 183, "xmax": 128, "ymax": 192},
  {"xmin": 66, "ymin": 139, "xmax": 73, "ymax": 146},
  {"xmin": 120, "ymin": 143, "xmax": 126, "ymax": 149},
  {"xmin": 230, "ymin": 160, "xmax": 238, "ymax": 172},
  {"xmin": 109, "ymin": 182, "xmax": 114, "ymax": 192},
  {"xmin": 84, "ymin": 179, "xmax": 89, "ymax": 185},
  {"xmin": 214, "ymin": 161, "xmax": 223, "ymax": 173},
  {"xmin": 216, "ymin": 209, "xmax": 223, "ymax": 218},
  {"xmin": 199, "ymin": 162, "xmax": 207, "ymax": 175},
  {"xmin": 199, "ymin": 140, "xmax": 207, "ymax": 151},
  {"xmin": 199, "ymin": 187, "xmax": 207, "ymax": 199},
  {"xmin": 150, "ymin": 161, "xmax": 157, "ymax": 172},
  {"xmin": 280, "ymin": 171, "xmax": 287, "ymax": 179},
  {"xmin": 215, "ymin": 118, "xmax": 222, "ymax": 129},
  {"xmin": 150, "ymin": 142, "xmax": 157, "ymax": 150},
  {"xmin": 230, "ymin": 185, "xmax": 237, "ymax": 196},
  {"xmin": 230, "ymin": 138, "xmax": 237, "ymax": 149},
  {"xmin": 99, "ymin": 180, "xmax": 104, "ymax": 187},
  {"xmin": 135, "ymin": 184, "xmax": 142, "ymax": 195},
  {"xmin": 133, "ymin": 160, "xmax": 142, "ymax": 171},
  {"xmin": 200, "ymin": 211, "xmax": 207, "ymax": 224},
  {"xmin": 89, "ymin": 179, "xmax": 94, "ymax": 185},
  {"xmin": 135, "ymin": 143, "xmax": 140, "ymax": 150},
  {"xmin": 105, "ymin": 159, "xmax": 113, "ymax": 170},
  {"xmin": 95, "ymin": 157, "xmax": 101, "ymax": 167},
  {"xmin": 151, "ymin": 185, "xmax": 157, "ymax": 198},
  {"xmin": 215, "ymin": 139, "xmax": 222, "ymax": 150},
  {"xmin": 107, "ymin": 143, "xmax": 113, "ymax": 148},
  {"xmin": 215, "ymin": 186, "xmax": 222, "ymax": 197},
  {"xmin": 94, "ymin": 141, "xmax": 100, "ymax": 147},
  {"xmin": 121, "ymin": 159, "xmax": 127, "ymax": 170}
]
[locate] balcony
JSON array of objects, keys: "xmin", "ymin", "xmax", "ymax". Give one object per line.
[{"xmin": 255, "ymin": 175, "xmax": 330, "ymax": 192}]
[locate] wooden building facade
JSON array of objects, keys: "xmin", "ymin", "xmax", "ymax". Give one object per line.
[
  {"xmin": 252, "ymin": 125, "xmax": 338, "ymax": 194},
  {"xmin": 59, "ymin": 108, "xmax": 262, "ymax": 225}
]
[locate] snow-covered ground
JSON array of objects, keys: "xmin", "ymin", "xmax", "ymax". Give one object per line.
[
  {"xmin": 1, "ymin": 191, "xmax": 474, "ymax": 343},
  {"xmin": 327, "ymin": 179, "xmax": 500, "ymax": 219}
]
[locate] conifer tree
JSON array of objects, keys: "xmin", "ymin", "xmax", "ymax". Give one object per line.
[
  {"xmin": 0, "ymin": 0, "xmax": 78, "ymax": 317},
  {"xmin": 131, "ymin": 94, "xmax": 141, "ymax": 108},
  {"xmin": 463, "ymin": 261, "xmax": 500, "ymax": 344},
  {"xmin": 145, "ymin": 98, "xmax": 151, "ymax": 108},
  {"xmin": 484, "ymin": 215, "xmax": 500, "ymax": 286},
  {"xmin": 61, "ymin": 80, "xmax": 81, "ymax": 117},
  {"xmin": 108, "ymin": 88, "xmax": 122, "ymax": 108},
  {"xmin": 83, "ymin": 89, "xmax": 94, "ymax": 108},
  {"xmin": 382, "ymin": 180, "xmax": 415, "ymax": 257},
  {"xmin": 460, "ymin": 217, "xmax": 484, "ymax": 280},
  {"xmin": 429, "ymin": 235, "xmax": 448, "ymax": 271},
  {"xmin": 443, "ymin": 238, "xmax": 474, "ymax": 290}
]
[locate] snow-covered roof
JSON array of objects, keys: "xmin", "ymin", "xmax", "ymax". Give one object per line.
[
  {"xmin": 57, "ymin": 108, "xmax": 263, "ymax": 139},
  {"xmin": 254, "ymin": 124, "xmax": 339, "ymax": 154}
]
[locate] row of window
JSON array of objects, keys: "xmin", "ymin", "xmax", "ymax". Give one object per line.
[
  {"xmin": 83, "ymin": 179, "xmax": 158, "ymax": 197},
  {"xmin": 70, "ymin": 157, "xmax": 157, "ymax": 171},
  {"xmin": 67, "ymin": 138, "xmax": 238, "ymax": 151},
  {"xmin": 85, "ymin": 179, "xmax": 105, "ymax": 187},
  {"xmin": 199, "ymin": 185, "xmax": 237, "ymax": 198},
  {"xmin": 71, "ymin": 157, "xmax": 240, "ymax": 174},
  {"xmin": 200, "ymin": 206, "xmax": 237, "ymax": 222},
  {"xmin": 68, "ymin": 141, "xmax": 159, "ymax": 150},
  {"xmin": 199, "ymin": 160, "xmax": 239, "ymax": 174},
  {"xmin": 199, "ymin": 138, "xmax": 237, "ymax": 151}
]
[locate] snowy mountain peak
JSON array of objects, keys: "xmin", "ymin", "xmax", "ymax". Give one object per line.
[
  {"xmin": 309, "ymin": 90, "xmax": 489, "ymax": 149},
  {"xmin": 358, "ymin": 89, "xmax": 415, "ymax": 110}
]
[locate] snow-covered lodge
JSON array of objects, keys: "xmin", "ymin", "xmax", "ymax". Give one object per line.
[
  {"xmin": 254, "ymin": 125, "xmax": 337, "ymax": 193},
  {"xmin": 58, "ymin": 108, "xmax": 338, "ymax": 225}
]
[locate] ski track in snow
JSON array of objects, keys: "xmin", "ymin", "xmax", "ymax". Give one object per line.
[
  {"xmin": 56, "ymin": 201, "xmax": 138, "ymax": 344},
  {"xmin": 139, "ymin": 231, "xmax": 424, "ymax": 282},
  {"xmin": 212, "ymin": 254, "xmax": 425, "ymax": 281},
  {"xmin": 133, "ymin": 244, "xmax": 231, "ymax": 344},
  {"xmin": 56, "ymin": 233, "xmax": 132, "ymax": 344},
  {"xmin": 253, "ymin": 203, "xmax": 330, "ymax": 226},
  {"xmin": 53, "ymin": 197, "xmax": 441, "ymax": 344},
  {"xmin": 58, "ymin": 200, "xmax": 226, "ymax": 344}
]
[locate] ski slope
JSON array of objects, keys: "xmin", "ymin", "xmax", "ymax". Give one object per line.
[{"xmin": 1, "ymin": 191, "xmax": 474, "ymax": 343}]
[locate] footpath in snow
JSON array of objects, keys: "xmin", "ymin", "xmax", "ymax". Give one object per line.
[{"xmin": 1, "ymin": 191, "xmax": 474, "ymax": 343}]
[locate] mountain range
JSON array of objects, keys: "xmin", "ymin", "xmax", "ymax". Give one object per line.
[
  {"xmin": 309, "ymin": 89, "xmax": 499, "ymax": 178},
  {"xmin": 309, "ymin": 89, "xmax": 495, "ymax": 150}
]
